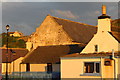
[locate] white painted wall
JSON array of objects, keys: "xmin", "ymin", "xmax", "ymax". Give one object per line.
[
  {"xmin": 61, "ymin": 57, "xmax": 115, "ymax": 78},
  {"xmin": 81, "ymin": 32, "xmax": 120, "ymax": 53},
  {"xmin": 97, "ymin": 18, "xmax": 111, "ymax": 32},
  {"xmin": 61, "ymin": 57, "xmax": 102, "ymax": 78}
]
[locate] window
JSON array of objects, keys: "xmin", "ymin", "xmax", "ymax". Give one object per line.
[
  {"xmin": 47, "ymin": 63, "xmax": 52, "ymax": 73},
  {"xmin": 31, "ymin": 44, "xmax": 33, "ymax": 50},
  {"xmin": 26, "ymin": 63, "xmax": 30, "ymax": 71},
  {"xmin": 84, "ymin": 62, "xmax": 100, "ymax": 73},
  {"xmin": 95, "ymin": 45, "xmax": 98, "ymax": 52}
]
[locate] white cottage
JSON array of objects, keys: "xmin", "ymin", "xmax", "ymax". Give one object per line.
[
  {"xmin": 81, "ymin": 5, "xmax": 120, "ymax": 53},
  {"xmin": 61, "ymin": 5, "xmax": 120, "ymax": 79}
]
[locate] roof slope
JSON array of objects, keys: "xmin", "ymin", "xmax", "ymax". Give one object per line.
[
  {"xmin": 52, "ymin": 16, "xmax": 97, "ymax": 44},
  {"xmin": 22, "ymin": 44, "xmax": 85, "ymax": 64},
  {"xmin": 31, "ymin": 15, "xmax": 120, "ymax": 45},
  {"xmin": 110, "ymin": 19, "xmax": 120, "ymax": 42},
  {"xmin": 50, "ymin": 16, "xmax": 120, "ymax": 44},
  {"xmin": 1, "ymin": 48, "xmax": 28, "ymax": 63},
  {"xmin": 111, "ymin": 19, "xmax": 120, "ymax": 32},
  {"xmin": 109, "ymin": 31, "xmax": 120, "ymax": 43}
]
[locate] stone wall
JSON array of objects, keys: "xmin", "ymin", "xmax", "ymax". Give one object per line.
[{"xmin": 26, "ymin": 15, "xmax": 76, "ymax": 50}]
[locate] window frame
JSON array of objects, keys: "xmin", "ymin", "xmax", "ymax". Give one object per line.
[{"xmin": 83, "ymin": 62, "xmax": 100, "ymax": 74}]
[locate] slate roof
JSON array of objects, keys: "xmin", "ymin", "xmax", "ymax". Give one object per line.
[
  {"xmin": 111, "ymin": 19, "xmax": 120, "ymax": 32},
  {"xmin": 109, "ymin": 31, "xmax": 120, "ymax": 43},
  {"xmin": 1, "ymin": 48, "xmax": 28, "ymax": 63},
  {"xmin": 52, "ymin": 16, "xmax": 97, "ymax": 44},
  {"xmin": 110, "ymin": 19, "xmax": 120, "ymax": 42},
  {"xmin": 22, "ymin": 44, "xmax": 85, "ymax": 64}
]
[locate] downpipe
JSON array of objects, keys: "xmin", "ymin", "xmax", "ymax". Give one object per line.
[{"xmin": 111, "ymin": 49, "xmax": 117, "ymax": 80}]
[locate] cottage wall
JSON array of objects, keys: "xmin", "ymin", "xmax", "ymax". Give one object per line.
[
  {"xmin": 2, "ymin": 57, "xmax": 48, "ymax": 74},
  {"xmin": 61, "ymin": 57, "xmax": 114, "ymax": 78},
  {"xmin": 81, "ymin": 32, "xmax": 120, "ymax": 53},
  {"xmin": 2, "ymin": 63, "xmax": 11, "ymax": 74},
  {"xmin": 11, "ymin": 57, "xmax": 26, "ymax": 72},
  {"xmin": 2, "ymin": 57, "xmax": 26, "ymax": 74},
  {"xmin": 30, "ymin": 64, "xmax": 47, "ymax": 72}
]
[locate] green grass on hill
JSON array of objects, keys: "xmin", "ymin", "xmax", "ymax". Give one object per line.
[{"xmin": 0, "ymin": 33, "xmax": 26, "ymax": 48}]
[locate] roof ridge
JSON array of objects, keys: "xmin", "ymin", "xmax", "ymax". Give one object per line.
[
  {"xmin": 36, "ymin": 43, "xmax": 85, "ymax": 47},
  {"xmin": 51, "ymin": 16, "xmax": 96, "ymax": 27},
  {"xmin": 0, "ymin": 47, "xmax": 27, "ymax": 50},
  {"xmin": 47, "ymin": 15, "xmax": 60, "ymax": 26}
]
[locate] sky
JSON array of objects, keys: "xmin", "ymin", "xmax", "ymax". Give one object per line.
[{"xmin": 0, "ymin": 1, "xmax": 119, "ymax": 35}]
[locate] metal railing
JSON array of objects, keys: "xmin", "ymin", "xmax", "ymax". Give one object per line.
[{"xmin": 2, "ymin": 72, "xmax": 60, "ymax": 80}]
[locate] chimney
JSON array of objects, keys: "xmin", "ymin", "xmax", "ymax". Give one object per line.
[
  {"xmin": 97, "ymin": 5, "xmax": 111, "ymax": 33},
  {"xmin": 102, "ymin": 5, "xmax": 106, "ymax": 15}
]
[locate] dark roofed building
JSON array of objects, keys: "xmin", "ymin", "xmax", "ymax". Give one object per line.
[
  {"xmin": 22, "ymin": 44, "xmax": 85, "ymax": 64},
  {"xmin": 1, "ymin": 48, "xmax": 29, "ymax": 74},
  {"xmin": 1, "ymin": 48, "xmax": 28, "ymax": 63}
]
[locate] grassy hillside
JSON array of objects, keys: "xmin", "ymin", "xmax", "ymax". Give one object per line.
[{"xmin": 0, "ymin": 33, "xmax": 28, "ymax": 48}]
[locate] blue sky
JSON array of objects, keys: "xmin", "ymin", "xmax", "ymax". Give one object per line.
[{"xmin": 1, "ymin": 2, "xmax": 119, "ymax": 35}]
